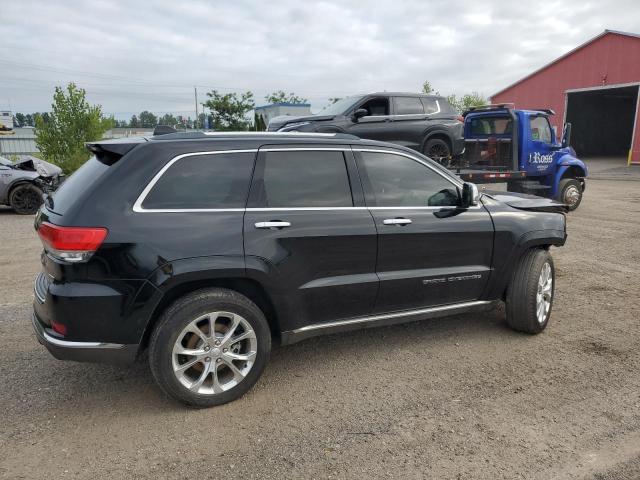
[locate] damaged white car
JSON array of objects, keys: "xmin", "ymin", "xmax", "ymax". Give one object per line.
[{"xmin": 0, "ymin": 156, "xmax": 63, "ymax": 214}]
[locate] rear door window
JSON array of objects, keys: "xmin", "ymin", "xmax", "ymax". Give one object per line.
[
  {"xmin": 252, "ymin": 150, "xmax": 353, "ymax": 208},
  {"xmin": 394, "ymin": 97, "xmax": 425, "ymax": 115},
  {"xmin": 141, "ymin": 152, "xmax": 255, "ymax": 210}
]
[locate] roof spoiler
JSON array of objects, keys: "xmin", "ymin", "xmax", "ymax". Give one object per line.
[{"xmin": 85, "ymin": 137, "xmax": 147, "ymax": 165}]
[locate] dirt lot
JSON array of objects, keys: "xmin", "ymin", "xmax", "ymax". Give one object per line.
[{"xmin": 1, "ymin": 177, "xmax": 639, "ymax": 479}]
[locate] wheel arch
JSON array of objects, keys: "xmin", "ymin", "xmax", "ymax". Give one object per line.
[{"xmin": 421, "ymin": 130, "xmax": 453, "ymax": 154}]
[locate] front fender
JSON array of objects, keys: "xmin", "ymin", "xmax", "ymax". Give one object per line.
[{"xmin": 553, "ymin": 153, "xmax": 588, "ymax": 196}]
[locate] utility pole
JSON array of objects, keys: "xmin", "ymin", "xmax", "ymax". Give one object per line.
[{"xmin": 194, "ymin": 86, "xmax": 198, "ymax": 129}]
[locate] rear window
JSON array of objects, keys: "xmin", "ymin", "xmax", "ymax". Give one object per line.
[
  {"xmin": 142, "ymin": 152, "xmax": 255, "ymax": 210},
  {"xmin": 421, "ymin": 98, "xmax": 440, "ymax": 114},
  {"xmin": 469, "ymin": 116, "xmax": 512, "ymax": 135},
  {"xmin": 49, "ymin": 157, "xmax": 109, "ymax": 214}
]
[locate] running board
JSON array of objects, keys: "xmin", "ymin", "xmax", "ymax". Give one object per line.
[{"xmin": 280, "ymin": 300, "xmax": 495, "ymax": 345}]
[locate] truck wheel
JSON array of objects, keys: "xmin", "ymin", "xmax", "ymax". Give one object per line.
[
  {"xmin": 424, "ymin": 138, "xmax": 451, "ymax": 166},
  {"xmin": 506, "ymin": 249, "xmax": 554, "ymax": 334},
  {"xmin": 557, "ymin": 178, "xmax": 582, "ymax": 211},
  {"xmin": 9, "ymin": 183, "xmax": 43, "ymax": 215},
  {"xmin": 149, "ymin": 288, "xmax": 271, "ymax": 407}
]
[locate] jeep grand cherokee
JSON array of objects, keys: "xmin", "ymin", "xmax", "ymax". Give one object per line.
[{"xmin": 32, "ymin": 132, "xmax": 566, "ymax": 407}]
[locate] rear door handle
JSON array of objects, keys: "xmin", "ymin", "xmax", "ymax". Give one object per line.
[
  {"xmin": 383, "ymin": 218, "xmax": 412, "ymax": 226},
  {"xmin": 255, "ymin": 221, "xmax": 291, "ymax": 229}
]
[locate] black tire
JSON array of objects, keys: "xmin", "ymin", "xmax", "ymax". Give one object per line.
[
  {"xmin": 506, "ymin": 249, "xmax": 555, "ymax": 334},
  {"xmin": 557, "ymin": 178, "xmax": 583, "ymax": 211},
  {"xmin": 9, "ymin": 183, "xmax": 43, "ymax": 215},
  {"xmin": 149, "ymin": 288, "xmax": 271, "ymax": 407},
  {"xmin": 424, "ymin": 138, "xmax": 451, "ymax": 166}
]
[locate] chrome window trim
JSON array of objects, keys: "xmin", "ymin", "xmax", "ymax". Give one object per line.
[{"xmin": 133, "ymin": 149, "xmax": 259, "ymax": 213}]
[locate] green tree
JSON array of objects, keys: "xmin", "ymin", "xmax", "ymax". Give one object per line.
[
  {"xmin": 138, "ymin": 111, "xmax": 158, "ymax": 128},
  {"xmin": 446, "ymin": 92, "xmax": 487, "ymax": 113},
  {"xmin": 25, "ymin": 114, "xmax": 34, "ymax": 126},
  {"xmin": 158, "ymin": 113, "xmax": 178, "ymax": 127},
  {"xmin": 264, "ymin": 90, "xmax": 307, "ymax": 104},
  {"xmin": 422, "ymin": 80, "xmax": 440, "ymax": 95},
  {"xmin": 35, "ymin": 83, "xmax": 113, "ymax": 173},
  {"xmin": 203, "ymin": 90, "xmax": 255, "ymax": 131},
  {"xmin": 14, "ymin": 113, "xmax": 26, "ymax": 127},
  {"xmin": 129, "ymin": 115, "xmax": 140, "ymax": 127}
]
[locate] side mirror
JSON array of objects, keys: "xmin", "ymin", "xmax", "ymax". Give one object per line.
[
  {"xmin": 561, "ymin": 122, "xmax": 572, "ymax": 148},
  {"xmin": 352, "ymin": 108, "xmax": 368, "ymax": 121},
  {"xmin": 461, "ymin": 182, "xmax": 479, "ymax": 208}
]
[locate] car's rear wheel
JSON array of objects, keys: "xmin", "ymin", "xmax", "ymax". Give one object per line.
[
  {"xmin": 424, "ymin": 138, "xmax": 451, "ymax": 166},
  {"xmin": 557, "ymin": 178, "xmax": 583, "ymax": 211},
  {"xmin": 9, "ymin": 183, "xmax": 43, "ymax": 215},
  {"xmin": 149, "ymin": 288, "xmax": 271, "ymax": 407},
  {"xmin": 506, "ymin": 248, "xmax": 554, "ymax": 334}
]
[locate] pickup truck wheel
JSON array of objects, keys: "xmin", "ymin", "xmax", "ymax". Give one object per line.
[
  {"xmin": 557, "ymin": 178, "xmax": 582, "ymax": 211},
  {"xmin": 149, "ymin": 288, "xmax": 271, "ymax": 407},
  {"xmin": 9, "ymin": 183, "xmax": 43, "ymax": 215},
  {"xmin": 424, "ymin": 138, "xmax": 451, "ymax": 166},
  {"xmin": 506, "ymin": 249, "xmax": 554, "ymax": 334}
]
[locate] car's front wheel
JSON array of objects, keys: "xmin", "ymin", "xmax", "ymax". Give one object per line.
[
  {"xmin": 9, "ymin": 183, "xmax": 43, "ymax": 215},
  {"xmin": 149, "ymin": 288, "xmax": 271, "ymax": 407},
  {"xmin": 506, "ymin": 248, "xmax": 555, "ymax": 334},
  {"xmin": 557, "ymin": 178, "xmax": 583, "ymax": 211}
]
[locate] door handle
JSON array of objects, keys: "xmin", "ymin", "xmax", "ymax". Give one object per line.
[
  {"xmin": 383, "ymin": 218, "xmax": 412, "ymax": 226},
  {"xmin": 255, "ymin": 221, "xmax": 291, "ymax": 229}
]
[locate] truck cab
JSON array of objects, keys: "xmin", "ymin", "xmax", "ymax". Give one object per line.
[{"xmin": 456, "ymin": 105, "xmax": 587, "ymax": 210}]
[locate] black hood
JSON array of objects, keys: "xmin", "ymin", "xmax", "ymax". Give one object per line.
[
  {"xmin": 267, "ymin": 114, "xmax": 336, "ymax": 131},
  {"xmin": 484, "ymin": 190, "xmax": 568, "ymax": 214}
]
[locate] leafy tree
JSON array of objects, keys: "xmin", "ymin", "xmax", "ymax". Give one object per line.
[
  {"xmin": 446, "ymin": 92, "xmax": 487, "ymax": 113},
  {"xmin": 264, "ymin": 90, "xmax": 307, "ymax": 104},
  {"xmin": 158, "ymin": 113, "xmax": 178, "ymax": 127},
  {"xmin": 14, "ymin": 113, "xmax": 25, "ymax": 127},
  {"xmin": 35, "ymin": 83, "xmax": 113, "ymax": 173},
  {"xmin": 422, "ymin": 80, "xmax": 440, "ymax": 95},
  {"xmin": 25, "ymin": 114, "xmax": 34, "ymax": 126},
  {"xmin": 138, "ymin": 111, "xmax": 158, "ymax": 128},
  {"xmin": 129, "ymin": 115, "xmax": 140, "ymax": 127},
  {"xmin": 203, "ymin": 90, "xmax": 255, "ymax": 131}
]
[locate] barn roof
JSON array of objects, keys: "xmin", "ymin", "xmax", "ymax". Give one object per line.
[{"xmin": 492, "ymin": 30, "xmax": 640, "ymax": 98}]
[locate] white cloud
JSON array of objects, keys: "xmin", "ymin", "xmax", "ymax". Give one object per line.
[{"xmin": 0, "ymin": 0, "xmax": 638, "ymax": 118}]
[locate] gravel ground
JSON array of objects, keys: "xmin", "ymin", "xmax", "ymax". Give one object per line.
[{"xmin": 0, "ymin": 178, "xmax": 639, "ymax": 479}]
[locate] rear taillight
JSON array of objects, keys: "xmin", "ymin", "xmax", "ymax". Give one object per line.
[{"xmin": 37, "ymin": 222, "xmax": 108, "ymax": 263}]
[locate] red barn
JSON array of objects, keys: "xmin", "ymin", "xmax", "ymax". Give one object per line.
[{"xmin": 491, "ymin": 30, "xmax": 640, "ymax": 165}]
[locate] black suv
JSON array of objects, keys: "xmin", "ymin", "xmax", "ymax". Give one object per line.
[
  {"xmin": 267, "ymin": 93, "xmax": 464, "ymax": 162},
  {"xmin": 32, "ymin": 132, "xmax": 566, "ymax": 407}
]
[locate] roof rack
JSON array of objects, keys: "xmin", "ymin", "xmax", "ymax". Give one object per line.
[
  {"xmin": 463, "ymin": 104, "xmax": 515, "ymax": 116},
  {"xmin": 148, "ymin": 131, "xmax": 361, "ymax": 141}
]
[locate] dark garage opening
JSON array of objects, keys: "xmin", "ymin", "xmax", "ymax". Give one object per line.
[{"xmin": 565, "ymin": 85, "xmax": 639, "ymax": 158}]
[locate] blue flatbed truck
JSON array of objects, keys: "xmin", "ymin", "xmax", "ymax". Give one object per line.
[{"xmin": 452, "ymin": 104, "xmax": 587, "ymax": 210}]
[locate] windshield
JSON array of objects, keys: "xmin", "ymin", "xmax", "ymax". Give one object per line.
[{"xmin": 317, "ymin": 96, "xmax": 363, "ymax": 116}]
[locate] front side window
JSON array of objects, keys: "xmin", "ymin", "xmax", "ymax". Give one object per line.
[
  {"xmin": 394, "ymin": 97, "xmax": 425, "ymax": 115},
  {"xmin": 358, "ymin": 97, "xmax": 390, "ymax": 116},
  {"xmin": 530, "ymin": 115, "xmax": 552, "ymax": 143},
  {"xmin": 256, "ymin": 150, "xmax": 353, "ymax": 208},
  {"xmin": 358, "ymin": 152, "xmax": 459, "ymax": 207},
  {"xmin": 142, "ymin": 152, "xmax": 255, "ymax": 209}
]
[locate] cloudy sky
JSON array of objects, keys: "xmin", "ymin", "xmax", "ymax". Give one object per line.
[{"xmin": 1, "ymin": 0, "xmax": 638, "ymax": 119}]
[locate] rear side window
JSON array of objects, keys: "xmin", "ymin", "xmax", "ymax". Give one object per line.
[
  {"xmin": 49, "ymin": 157, "xmax": 109, "ymax": 214},
  {"xmin": 141, "ymin": 152, "xmax": 255, "ymax": 210},
  {"xmin": 394, "ymin": 97, "xmax": 424, "ymax": 115},
  {"xmin": 421, "ymin": 98, "xmax": 440, "ymax": 114},
  {"xmin": 255, "ymin": 150, "xmax": 353, "ymax": 208}
]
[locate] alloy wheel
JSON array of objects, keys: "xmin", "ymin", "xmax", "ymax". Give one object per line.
[
  {"xmin": 563, "ymin": 185, "xmax": 581, "ymax": 208},
  {"xmin": 536, "ymin": 262, "xmax": 553, "ymax": 325},
  {"xmin": 172, "ymin": 311, "xmax": 257, "ymax": 395}
]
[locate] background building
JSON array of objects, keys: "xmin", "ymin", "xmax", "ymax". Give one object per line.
[
  {"xmin": 254, "ymin": 102, "xmax": 312, "ymax": 128},
  {"xmin": 491, "ymin": 30, "xmax": 640, "ymax": 165}
]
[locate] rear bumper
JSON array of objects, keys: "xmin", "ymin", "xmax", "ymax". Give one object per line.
[{"xmin": 32, "ymin": 310, "xmax": 138, "ymax": 364}]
